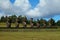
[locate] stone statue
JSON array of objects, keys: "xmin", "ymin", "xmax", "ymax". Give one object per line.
[
  {"xmin": 6, "ymin": 17, "xmax": 11, "ymax": 28},
  {"xmin": 15, "ymin": 18, "xmax": 20, "ymax": 28},
  {"xmin": 36, "ymin": 19, "xmax": 40, "ymax": 28},
  {"xmin": 23, "ymin": 17, "xmax": 27, "ymax": 28},
  {"xmin": 30, "ymin": 18, "xmax": 34, "ymax": 28},
  {"xmin": 43, "ymin": 21, "xmax": 46, "ymax": 28}
]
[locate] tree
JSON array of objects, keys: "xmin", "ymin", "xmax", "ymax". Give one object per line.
[
  {"xmin": 10, "ymin": 15, "xmax": 17, "ymax": 23},
  {"xmin": 18, "ymin": 15, "xmax": 22, "ymax": 23},
  {"xmin": 4, "ymin": 16, "xmax": 8, "ymax": 22},
  {"xmin": 0, "ymin": 16, "xmax": 5, "ymax": 22},
  {"xmin": 40, "ymin": 18, "xmax": 47, "ymax": 27},
  {"xmin": 56, "ymin": 20, "xmax": 60, "ymax": 26},
  {"xmin": 48, "ymin": 18, "xmax": 55, "ymax": 27},
  {"xmin": 37, "ymin": 19, "xmax": 40, "ymax": 23}
]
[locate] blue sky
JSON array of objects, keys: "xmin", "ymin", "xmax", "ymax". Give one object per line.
[
  {"xmin": 0, "ymin": 0, "xmax": 60, "ymax": 22},
  {"xmin": 10, "ymin": 0, "xmax": 40, "ymax": 8},
  {"xmin": 29, "ymin": 0, "xmax": 39, "ymax": 9},
  {"xmin": 10, "ymin": 0, "xmax": 15, "ymax": 4}
]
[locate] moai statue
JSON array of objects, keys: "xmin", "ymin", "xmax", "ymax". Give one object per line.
[
  {"xmin": 36, "ymin": 19, "xmax": 40, "ymax": 28},
  {"xmin": 23, "ymin": 17, "xmax": 27, "ymax": 28},
  {"xmin": 6, "ymin": 17, "xmax": 11, "ymax": 28},
  {"xmin": 48, "ymin": 22, "xmax": 51, "ymax": 28},
  {"xmin": 43, "ymin": 21, "xmax": 46, "ymax": 28},
  {"xmin": 6, "ymin": 17, "xmax": 9, "ymax": 28},
  {"xmin": 16, "ymin": 18, "xmax": 20, "ymax": 28},
  {"xmin": 30, "ymin": 18, "xmax": 34, "ymax": 28}
]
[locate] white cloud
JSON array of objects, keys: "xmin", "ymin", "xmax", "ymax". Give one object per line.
[
  {"xmin": 26, "ymin": 8, "xmax": 40, "ymax": 17},
  {"xmin": 26, "ymin": 0, "xmax": 60, "ymax": 18},
  {"xmin": 39, "ymin": 0, "xmax": 46, "ymax": 7},
  {"xmin": 0, "ymin": 0, "xmax": 11, "ymax": 9},
  {"xmin": 0, "ymin": 0, "xmax": 60, "ymax": 18},
  {"xmin": 0, "ymin": 0, "xmax": 31, "ymax": 16},
  {"xmin": 14, "ymin": 0, "xmax": 31, "ymax": 12}
]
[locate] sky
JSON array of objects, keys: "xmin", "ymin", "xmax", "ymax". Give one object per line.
[{"xmin": 0, "ymin": 0, "xmax": 60, "ymax": 22}]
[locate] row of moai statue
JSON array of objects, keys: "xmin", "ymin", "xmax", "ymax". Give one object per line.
[
  {"xmin": 6, "ymin": 17, "xmax": 51, "ymax": 28},
  {"xmin": 6, "ymin": 17, "xmax": 11, "ymax": 28}
]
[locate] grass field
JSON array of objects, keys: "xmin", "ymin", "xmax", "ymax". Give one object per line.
[
  {"xmin": 0, "ymin": 29, "xmax": 60, "ymax": 40},
  {"xmin": 0, "ymin": 23, "xmax": 30, "ymax": 27},
  {"xmin": 0, "ymin": 23, "xmax": 60, "ymax": 40}
]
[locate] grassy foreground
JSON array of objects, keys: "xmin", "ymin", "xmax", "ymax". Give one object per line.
[
  {"xmin": 0, "ymin": 30, "xmax": 60, "ymax": 40},
  {"xmin": 0, "ymin": 23, "xmax": 30, "ymax": 27},
  {"xmin": 0, "ymin": 23, "xmax": 60, "ymax": 40}
]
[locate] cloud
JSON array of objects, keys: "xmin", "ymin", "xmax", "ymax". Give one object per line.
[
  {"xmin": 26, "ymin": 0, "xmax": 60, "ymax": 18},
  {"xmin": 0, "ymin": 0, "xmax": 12, "ymax": 10},
  {"xmin": 26, "ymin": 8, "xmax": 41, "ymax": 17},
  {"xmin": 0, "ymin": 0, "xmax": 31, "ymax": 16},
  {"xmin": 14, "ymin": 0, "xmax": 31, "ymax": 12},
  {"xmin": 0, "ymin": 0, "xmax": 60, "ymax": 18}
]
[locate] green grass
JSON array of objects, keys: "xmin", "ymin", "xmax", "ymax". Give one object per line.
[
  {"xmin": 0, "ymin": 31, "xmax": 60, "ymax": 40},
  {"xmin": 0, "ymin": 23, "xmax": 30, "ymax": 27},
  {"xmin": 0, "ymin": 23, "xmax": 60, "ymax": 40}
]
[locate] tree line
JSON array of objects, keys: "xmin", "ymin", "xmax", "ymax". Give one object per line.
[{"xmin": 0, "ymin": 15, "xmax": 60, "ymax": 27}]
